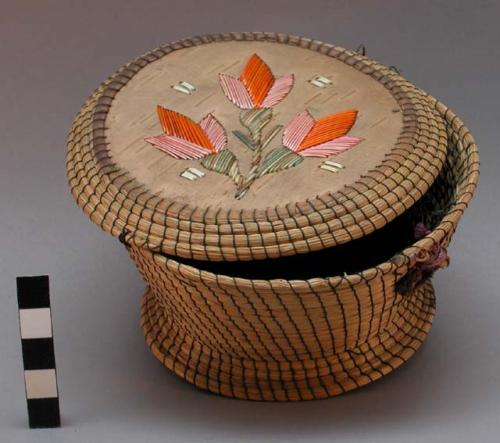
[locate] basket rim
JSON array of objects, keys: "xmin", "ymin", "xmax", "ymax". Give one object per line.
[
  {"xmin": 136, "ymin": 97, "xmax": 479, "ymax": 289},
  {"xmin": 67, "ymin": 32, "xmax": 449, "ymax": 262}
]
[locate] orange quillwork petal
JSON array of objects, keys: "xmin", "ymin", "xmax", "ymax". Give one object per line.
[
  {"xmin": 298, "ymin": 110, "xmax": 359, "ymax": 151},
  {"xmin": 240, "ymin": 54, "xmax": 274, "ymax": 107},
  {"xmin": 156, "ymin": 105, "xmax": 215, "ymax": 152}
]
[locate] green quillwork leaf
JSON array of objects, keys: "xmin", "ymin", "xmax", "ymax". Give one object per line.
[
  {"xmin": 257, "ymin": 147, "xmax": 303, "ymax": 178},
  {"xmin": 201, "ymin": 150, "xmax": 240, "ymax": 183},
  {"xmin": 233, "ymin": 130, "xmax": 255, "ymax": 151},
  {"xmin": 240, "ymin": 108, "xmax": 273, "ymax": 141}
]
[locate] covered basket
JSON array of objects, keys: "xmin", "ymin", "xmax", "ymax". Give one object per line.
[{"xmin": 66, "ymin": 33, "xmax": 479, "ymax": 401}]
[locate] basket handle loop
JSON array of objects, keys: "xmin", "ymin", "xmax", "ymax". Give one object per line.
[
  {"xmin": 118, "ymin": 229, "xmax": 132, "ymax": 248},
  {"xmin": 395, "ymin": 223, "xmax": 450, "ymax": 295},
  {"xmin": 355, "ymin": 44, "xmax": 366, "ymax": 56}
]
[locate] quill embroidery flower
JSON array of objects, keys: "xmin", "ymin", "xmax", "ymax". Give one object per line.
[
  {"xmin": 219, "ymin": 54, "xmax": 294, "ymax": 109},
  {"xmin": 144, "ymin": 54, "xmax": 365, "ymax": 199},
  {"xmin": 282, "ymin": 109, "xmax": 363, "ymax": 157},
  {"xmin": 145, "ymin": 105, "xmax": 227, "ymax": 159}
]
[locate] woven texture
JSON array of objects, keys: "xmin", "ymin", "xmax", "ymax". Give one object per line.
[
  {"xmin": 141, "ymin": 282, "xmax": 435, "ymax": 401},
  {"xmin": 130, "ymin": 98, "xmax": 479, "ymax": 400},
  {"xmin": 65, "ymin": 34, "xmax": 479, "ymax": 401},
  {"xmin": 66, "ymin": 32, "xmax": 448, "ymax": 262}
]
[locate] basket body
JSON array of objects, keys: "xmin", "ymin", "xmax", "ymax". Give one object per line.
[
  {"xmin": 135, "ymin": 248, "xmax": 435, "ymax": 401},
  {"xmin": 128, "ymin": 99, "xmax": 479, "ymax": 400}
]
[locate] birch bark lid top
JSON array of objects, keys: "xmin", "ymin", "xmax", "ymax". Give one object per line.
[{"xmin": 66, "ymin": 33, "xmax": 448, "ymax": 261}]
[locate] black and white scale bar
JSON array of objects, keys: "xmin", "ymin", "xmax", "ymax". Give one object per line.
[{"xmin": 17, "ymin": 276, "xmax": 60, "ymax": 428}]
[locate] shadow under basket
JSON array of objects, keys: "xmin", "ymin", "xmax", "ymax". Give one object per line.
[{"xmin": 127, "ymin": 99, "xmax": 478, "ymax": 401}]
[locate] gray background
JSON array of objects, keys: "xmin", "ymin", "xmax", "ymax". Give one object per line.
[{"xmin": 1, "ymin": 0, "xmax": 498, "ymax": 441}]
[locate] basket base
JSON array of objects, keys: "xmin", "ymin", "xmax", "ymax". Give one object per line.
[{"xmin": 140, "ymin": 281, "xmax": 435, "ymax": 401}]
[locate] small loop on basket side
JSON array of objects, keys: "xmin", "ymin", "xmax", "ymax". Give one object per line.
[
  {"xmin": 396, "ymin": 223, "xmax": 450, "ymax": 295},
  {"xmin": 119, "ymin": 229, "xmax": 132, "ymax": 248},
  {"xmin": 389, "ymin": 65, "xmax": 401, "ymax": 74},
  {"xmin": 355, "ymin": 44, "xmax": 366, "ymax": 56}
]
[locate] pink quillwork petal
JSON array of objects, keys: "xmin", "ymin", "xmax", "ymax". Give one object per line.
[
  {"xmin": 145, "ymin": 134, "xmax": 211, "ymax": 160},
  {"xmin": 219, "ymin": 74, "xmax": 254, "ymax": 109},
  {"xmin": 299, "ymin": 136, "xmax": 363, "ymax": 158},
  {"xmin": 261, "ymin": 74, "xmax": 294, "ymax": 108},
  {"xmin": 199, "ymin": 114, "xmax": 227, "ymax": 153},
  {"xmin": 282, "ymin": 110, "xmax": 315, "ymax": 152}
]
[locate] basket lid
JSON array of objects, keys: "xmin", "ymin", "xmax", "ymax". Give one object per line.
[{"xmin": 67, "ymin": 33, "xmax": 447, "ymax": 261}]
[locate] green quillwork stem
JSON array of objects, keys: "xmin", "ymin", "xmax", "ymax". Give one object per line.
[
  {"xmin": 234, "ymin": 109, "xmax": 272, "ymax": 199},
  {"xmin": 235, "ymin": 140, "xmax": 263, "ymax": 199}
]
